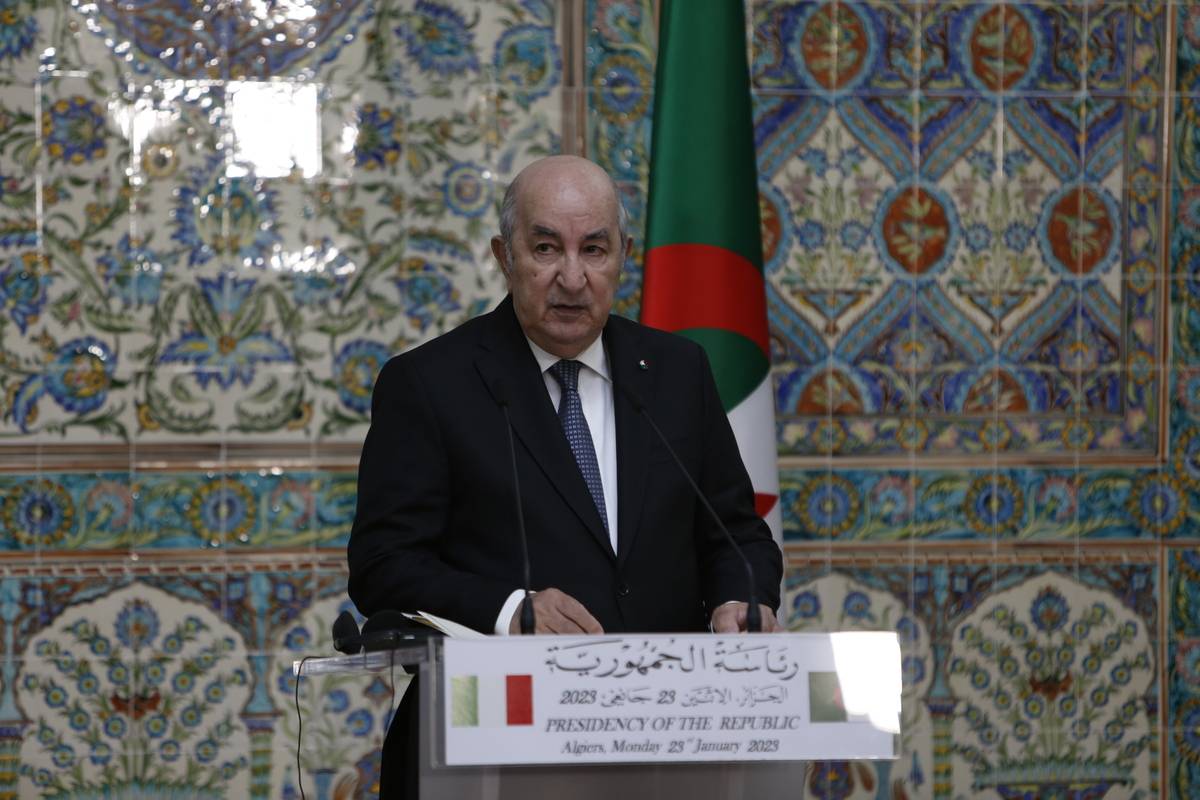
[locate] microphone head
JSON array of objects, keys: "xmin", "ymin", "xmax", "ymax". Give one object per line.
[
  {"xmin": 332, "ymin": 610, "xmax": 361, "ymax": 654},
  {"xmin": 360, "ymin": 609, "xmax": 439, "ymax": 650},
  {"xmin": 360, "ymin": 609, "xmax": 415, "ymax": 636}
]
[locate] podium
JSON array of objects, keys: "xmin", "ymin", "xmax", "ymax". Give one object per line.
[{"xmin": 296, "ymin": 633, "xmax": 900, "ymax": 799}]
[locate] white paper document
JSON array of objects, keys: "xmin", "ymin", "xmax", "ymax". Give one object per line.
[{"xmin": 404, "ymin": 610, "xmax": 488, "ymax": 640}]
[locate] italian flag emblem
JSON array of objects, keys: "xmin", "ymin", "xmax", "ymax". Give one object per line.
[
  {"xmin": 450, "ymin": 674, "xmax": 533, "ymax": 727},
  {"xmin": 642, "ymin": 0, "xmax": 782, "ymax": 544}
]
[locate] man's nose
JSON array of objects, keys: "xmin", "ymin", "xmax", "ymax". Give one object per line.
[{"xmin": 556, "ymin": 253, "xmax": 587, "ymax": 291}]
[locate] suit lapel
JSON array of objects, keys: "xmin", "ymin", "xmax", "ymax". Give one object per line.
[
  {"xmin": 606, "ymin": 318, "xmax": 655, "ymax": 568},
  {"xmin": 473, "ymin": 298, "xmax": 615, "ymax": 560}
]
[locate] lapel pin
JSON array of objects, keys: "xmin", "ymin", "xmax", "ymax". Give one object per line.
[{"xmin": 638, "ymin": 359, "xmax": 648, "ymax": 370}]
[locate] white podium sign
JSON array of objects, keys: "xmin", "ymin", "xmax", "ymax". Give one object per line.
[{"xmin": 440, "ymin": 632, "xmax": 899, "ymax": 767}]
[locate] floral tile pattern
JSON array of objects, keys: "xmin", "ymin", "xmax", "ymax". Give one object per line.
[
  {"xmin": 783, "ymin": 554, "xmax": 1160, "ymax": 800},
  {"xmin": 0, "ymin": 471, "xmax": 356, "ymax": 551},
  {"xmin": 0, "ymin": 0, "xmax": 1194, "ymax": 798},
  {"xmin": 1169, "ymin": 548, "xmax": 1200, "ymax": 799},
  {"xmin": 777, "ymin": 466, "xmax": 1194, "ymax": 541},
  {"xmin": 0, "ymin": 0, "xmax": 562, "ymax": 445},
  {"xmin": 754, "ymin": 1, "xmax": 1163, "ymax": 460},
  {"xmin": 0, "ymin": 567, "xmax": 380, "ymax": 798},
  {"xmin": 18, "ymin": 584, "xmax": 256, "ymax": 796}
]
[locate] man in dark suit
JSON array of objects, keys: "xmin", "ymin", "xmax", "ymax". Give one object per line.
[{"xmin": 348, "ymin": 155, "xmax": 782, "ymax": 795}]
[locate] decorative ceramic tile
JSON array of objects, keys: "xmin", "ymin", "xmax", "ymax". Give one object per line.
[
  {"xmin": 1169, "ymin": 548, "xmax": 1200, "ymax": 800},
  {"xmin": 0, "ymin": 550, "xmax": 1174, "ymax": 797},
  {"xmin": 784, "ymin": 553, "xmax": 1160, "ymax": 799},
  {"xmin": 0, "ymin": 563, "xmax": 389, "ymax": 798},
  {"xmin": 272, "ymin": 590, "xmax": 398, "ymax": 798},
  {"xmin": 0, "ymin": 1, "xmax": 565, "ymax": 451},
  {"xmin": 0, "ymin": 470, "xmax": 355, "ymax": 551},
  {"xmin": 760, "ymin": 1, "xmax": 1163, "ymax": 460},
  {"xmin": 784, "ymin": 570, "xmax": 936, "ymax": 799},
  {"xmin": 0, "ymin": 1, "xmax": 1193, "ymax": 796},
  {"xmin": 777, "ymin": 466, "xmax": 1186, "ymax": 542},
  {"xmin": 585, "ymin": 0, "xmax": 655, "ymax": 320},
  {"xmin": 15, "ymin": 582, "xmax": 255, "ymax": 795},
  {"xmin": 66, "ymin": 0, "xmax": 376, "ymax": 83}
]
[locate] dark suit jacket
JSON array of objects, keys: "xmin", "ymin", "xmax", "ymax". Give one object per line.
[{"xmin": 348, "ymin": 296, "xmax": 782, "ymax": 634}]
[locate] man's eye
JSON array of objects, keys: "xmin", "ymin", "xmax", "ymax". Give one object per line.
[{"xmin": 534, "ymin": 243, "xmax": 555, "ymax": 254}]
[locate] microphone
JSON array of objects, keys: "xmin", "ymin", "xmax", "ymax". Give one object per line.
[
  {"xmin": 332, "ymin": 610, "xmax": 361, "ymax": 653},
  {"xmin": 332, "ymin": 609, "xmax": 436, "ymax": 654},
  {"xmin": 616, "ymin": 383, "xmax": 763, "ymax": 633},
  {"xmin": 492, "ymin": 379, "xmax": 536, "ymax": 634},
  {"xmin": 361, "ymin": 610, "xmax": 436, "ymax": 650}
]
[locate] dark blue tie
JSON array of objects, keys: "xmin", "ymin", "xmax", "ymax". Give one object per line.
[{"xmin": 548, "ymin": 359, "xmax": 608, "ymax": 532}]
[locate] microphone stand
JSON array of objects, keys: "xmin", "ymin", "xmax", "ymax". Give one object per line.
[
  {"xmin": 499, "ymin": 400, "xmax": 537, "ymax": 634},
  {"xmin": 618, "ymin": 385, "xmax": 761, "ymax": 632}
]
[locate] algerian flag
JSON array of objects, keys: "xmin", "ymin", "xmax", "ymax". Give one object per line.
[
  {"xmin": 450, "ymin": 674, "xmax": 533, "ymax": 727},
  {"xmin": 641, "ymin": 0, "xmax": 782, "ymax": 544}
]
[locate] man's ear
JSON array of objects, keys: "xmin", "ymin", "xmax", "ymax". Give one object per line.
[
  {"xmin": 623, "ymin": 235, "xmax": 633, "ymax": 263},
  {"xmin": 490, "ymin": 235, "xmax": 511, "ymax": 282}
]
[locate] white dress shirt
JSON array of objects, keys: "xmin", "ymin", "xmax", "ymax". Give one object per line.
[{"xmin": 493, "ymin": 334, "xmax": 618, "ymax": 633}]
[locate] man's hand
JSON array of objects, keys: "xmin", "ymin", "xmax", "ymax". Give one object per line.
[
  {"xmin": 509, "ymin": 588, "xmax": 605, "ymax": 634},
  {"xmin": 711, "ymin": 602, "xmax": 780, "ymax": 633}
]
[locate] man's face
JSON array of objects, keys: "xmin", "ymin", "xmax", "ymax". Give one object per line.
[{"xmin": 493, "ymin": 160, "xmax": 627, "ymax": 359}]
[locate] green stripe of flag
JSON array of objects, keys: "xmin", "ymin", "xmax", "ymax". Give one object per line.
[
  {"xmin": 644, "ymin": 0, "xmax": 763, "ymax": 272},
  {"xmin": 451, "ymin": 675, "xmax": 478, "ymax": 727},
  {"xmin": 679, "ymin": 328, "xmax": 770, "ymax": 413}
]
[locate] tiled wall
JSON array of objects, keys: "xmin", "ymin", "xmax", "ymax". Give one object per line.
[{"xmin": 0, "ymin": 0, "xmax": 1196, "ymax": 797}]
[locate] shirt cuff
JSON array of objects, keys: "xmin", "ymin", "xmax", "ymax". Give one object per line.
[{"xmin": 493, "ymin": 589, "xmax": 528, "ymax": 635}]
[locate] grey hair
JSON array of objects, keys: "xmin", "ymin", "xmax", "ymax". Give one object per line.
[{"xmin": 497, "ymin": 168, "xmax": 630, "ymax": 263}]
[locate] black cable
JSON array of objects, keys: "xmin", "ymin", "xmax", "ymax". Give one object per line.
[{"xmin": 294, "ymin": 655, "xmax": 315, "ymax": 800}]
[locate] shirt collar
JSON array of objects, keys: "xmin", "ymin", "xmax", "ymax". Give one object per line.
[{"xmin": 526, "ymin": 335, "xmax": 610, "ymax": 382}]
